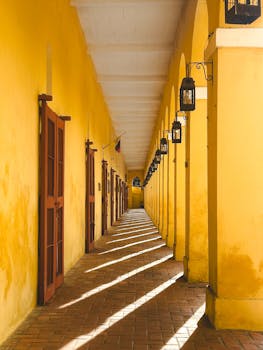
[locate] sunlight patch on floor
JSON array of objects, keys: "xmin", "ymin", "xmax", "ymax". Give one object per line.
[
  {"xmin": 161, "ymin": 303, "xmax": 205, "ymax": 349},
  {"xmin": 116, "ymin": 220, "xmax": 152, "ymax": 227},
  {"xmin": 59, "ymin": 253, "xmax": 173, "ymax": 309},
  {"xmin": 98, "ymin": 236, "xmax": 162, "ymax": 255},
  {"xmin": 107, "ymin": 230, "xmax": 159, "ymax": 244},
  {"xmin": 113, "ymin": 223, "xmax": 154, "ymax": 233},
  {"xmin": 85, "ymin": 243, "xmax": 165, "ymax": 273},
  {"xmin": 112, "ymin": 226, "xmax": 156, "ymax": 236},
  {"xmin": 59, "ymin": 271, "xmax": 184, "ymax": 350}
]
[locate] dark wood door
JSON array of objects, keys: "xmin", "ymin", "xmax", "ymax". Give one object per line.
[
  {"xmin": 115, "ymin": 175, "xmax": 119, "ymax": 221},
  {"xmin": 102, "ymin": 160, "xmax": 108, "ymax": 235},
  {"xmin": 122, "ymin": 182, "xmax": 125, "ymax": 214},
  {"xmin": 39, "ymin": 99, "xmax": 64, "ymax": 305},
  {"xmin": 110, "ymin": 168, "xmax": 115, "ymax": 226},
  {"xmin": 119, "ymin": 178, "xmax": 122, "ymax": 218},
  {"xmin": 85, "ymin": 141, "xmax": 95, "ymax": 252}
]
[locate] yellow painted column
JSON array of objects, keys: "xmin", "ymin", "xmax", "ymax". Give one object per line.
[
  {"xmin": 184, "ymin": 92, "xmax": 208, "ymax": 282},
  {"xmin": 206, "ymin": 29, "xmax": 263, "ymax": 330}
]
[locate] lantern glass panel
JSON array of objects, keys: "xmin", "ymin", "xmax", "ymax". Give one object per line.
[
  {"xmin": 172, "ymin": 121, "xmax": 182, "ymax": 144},
  {"xmin": 180, "ymin": 77, "xmax": 195, "ymax": 111}
]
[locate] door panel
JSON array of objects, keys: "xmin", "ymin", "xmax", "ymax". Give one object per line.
[
  {"xmin": 116, "ymin": 175, "xmax": 119, "ymax": 221},
  {"xmin": 85, "ymin": 142, "xmax": 95, "ymax": 252},
  {"xmin": 102, "ymin": 160, "xmax": 108, "ymax": 235},
  {"xmin": 39, "ymin": 99, "xmax": 64, "ymax": 305},
  {"xmin": 110, "ymin": 169, "xmax": 115, "ymax": 225}
]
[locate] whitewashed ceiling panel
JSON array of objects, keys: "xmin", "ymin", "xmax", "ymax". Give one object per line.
[{"xmin": 72, "ymin": 0, "xmax": 184, "ymax": 170}]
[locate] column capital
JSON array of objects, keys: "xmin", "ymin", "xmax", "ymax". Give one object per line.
[{"xmin": 205, "ymin": 28, "xmax": 263, "ymax": 59}]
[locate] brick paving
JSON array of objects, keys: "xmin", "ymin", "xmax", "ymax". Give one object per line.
[{"xmin": 1, "ymin": 209, "xmax": 263, "ymax": 350}]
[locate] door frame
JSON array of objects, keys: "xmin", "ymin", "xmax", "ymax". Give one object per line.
[
  {"xmin": 115, "ymin": 174, "xmax": 119, "ymax": 221},
  {"xmin": 85, "ymin": 140, "xmax": 96, "ymax": 252},
  {"xmin": 110, "ymin": 168, "xmax": 115, "ymax": 226},
  {"xmin": 38, "ymin": 94, "xmax": 65, "ymax": 305},
  {"xmin": 102, "ymin": 160, "xmax": 108, "ymax": 235}
]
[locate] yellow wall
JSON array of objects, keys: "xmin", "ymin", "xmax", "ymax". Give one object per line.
[{"xmin": 0, "ymin": 0, "xmax": 126, "ymax": 344}]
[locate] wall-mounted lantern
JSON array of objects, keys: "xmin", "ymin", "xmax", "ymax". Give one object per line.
[
  {"xmin": 180, "ymin": 62, "xmax": 213, "ymax": 112},
  {"xmin": 180, "ymin": 77, "xmax": 196, "ymax": 111},
  {"xmin": 172, "ymin": 112, "xmax": 182, "ymax": 144},
  {"xmin": 225, "ymin": 0, "xmax": 261, "ymax": 24},
  {"xmin": 160, "ymin": 138, "xmax": 168, "ymax": 155},
  {"xmin": 154, "ymin": 149, "xmax": 162, "ymax": 164},
  {"xmin": 153, "ymin": 161, "xmax": 158, "ymax": 171}
]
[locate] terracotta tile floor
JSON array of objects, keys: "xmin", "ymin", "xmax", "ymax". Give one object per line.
[{"xmin": 2, "ymin": 209, "xmax": 263, "ymax": 350}]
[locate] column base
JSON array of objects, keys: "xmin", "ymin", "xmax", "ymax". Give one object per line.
[
  {"xmin": 206, "ymin": 286, "xmax": 263, "ymax": 331},
  {"xmin": 184, "ymin": 256, "xmax": 208, "ymax": 283}
]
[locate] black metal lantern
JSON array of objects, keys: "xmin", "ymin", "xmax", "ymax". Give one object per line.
[
  {"xmin": 154, "ymin": 149, "xmax": 162, "ymax": 164},
  {"xmin": 160, "ymin": 138, "xmax": 168, "ymax": 155},
  {"xmin": 152, "ymin": 160, "xmax": 158, "ymax": 171},
  {"xmin": 172, "ymin": 120, "xmax": 182, "ymax": 144},
  {"xmin": 225, "ymin": 0, "xmax": 261, "ymax": 24},
  {"xmin": 180, "ymin": 77, "xmax": 195, "ymax": 111}
]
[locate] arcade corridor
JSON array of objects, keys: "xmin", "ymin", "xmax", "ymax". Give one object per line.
[{"xmin": 1, "ymin": 210, "xmax": 263, "ymax": 350}]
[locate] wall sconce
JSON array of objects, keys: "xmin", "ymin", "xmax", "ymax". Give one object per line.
[
  {"xmin": 180, "ymin": 62, "xmax": 213, "ymax": 112},
  {"xmin": 172, "ymin": 111, "xmax": 182, "ymax": 144},
  {"xmin": 154, "ymin": 149, "xmax": 162, "ymax": 164},
  {"xmin": 160, "ymin": 137, "xmax": 168, "ymax": 155},
  {"xmin": 152, "ymin": 161, "xmax": 158, "ymax": 171},
  {"xmin": 225, "ymin": 0, "xmax": 261, "ymax": 24},
  {"xmin": 180, "ymin": 77, "xmax": 196, "ymax": 111}
]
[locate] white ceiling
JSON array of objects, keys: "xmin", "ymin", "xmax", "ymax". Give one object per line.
[{"xmin": 72, "ymin": 0, "xmax": 184, "ymax": 170}]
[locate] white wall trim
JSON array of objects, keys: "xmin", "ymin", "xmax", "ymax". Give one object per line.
[
  {"xmin": 205, "ymin": 28, "xmax": 263, "ymax": 59},
  {"xmin": 196, "ymin": 86, "xmax": 207, "ymax": 100}
]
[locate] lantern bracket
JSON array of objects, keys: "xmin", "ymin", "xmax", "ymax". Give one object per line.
[{"xmin": 186, "ymin": 61, "xmax": 213, "ymax": 82}]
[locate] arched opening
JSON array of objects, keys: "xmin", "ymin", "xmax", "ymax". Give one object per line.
[
  {"xmin": 175, "ymin": 52, "xmax": 187, "ymax": 263},
  {"xmin": 166, "ymin": 87, "xmax": 176, "ymax": 249},
  {"xmin": 183, "ymin": 0, "xmax": 209, "ymax": 283}
]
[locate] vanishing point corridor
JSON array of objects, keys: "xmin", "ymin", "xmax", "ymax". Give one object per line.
[{"xmin": 1, "ymin": 210, "xmax": 263, "ymax": 350}]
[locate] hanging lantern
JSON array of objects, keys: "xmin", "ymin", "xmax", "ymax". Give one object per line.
[
  {"xmin": 172, "ymin": 120, "xmax": 182, "ymax": 144},
  {"xmin": 154, "ymin": 149, "xmax": 162, "ymax": 164},
  {"xmin": 152, "ymin": 160, "xmax": 158, "ymax": 171},
  {"xmin": 180, "ymin": 77, "xmax": 195, "ymax": 111},
  {"xmin": 225, "ymin": 0, "xmax": 261, "ymax": 24},
  {"xmin": 160, "ymin": 138, "xmax": 168, "ymax": 155}
]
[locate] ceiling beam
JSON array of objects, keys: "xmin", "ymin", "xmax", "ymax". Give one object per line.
[
  {"xmin": 89, "ymin": 43, "xmax": 174, "ymax": 53},
  {"xmin": 98, "ymin": 74, "xmax": 167, "ymax": 83},
  {"xmin": 72, "ymin": 0, "xmax": 177, "ymax": 7}
]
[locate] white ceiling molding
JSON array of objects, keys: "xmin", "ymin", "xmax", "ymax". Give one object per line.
[
  {"xmin": 205, "ymin": 28, "xmax": 263, "ymax": 59},
  {"xmin": 72, "ymin": 0, "xmax": 184, "ymax": 169}
]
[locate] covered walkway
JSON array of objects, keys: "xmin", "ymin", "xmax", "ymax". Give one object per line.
[{"xmin": 1, "ymin": 210, "xmax": 263, "ymax": 350}]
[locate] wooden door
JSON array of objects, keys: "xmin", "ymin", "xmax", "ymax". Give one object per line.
[
  {"xmin": 121, "ymin": 182, "xmax": 125, "ymax": 215},
  {"xmin": 110, "ymin": 168, "xmax": 115, "ymax": 226},
  {"xmin": 102, "ymin": 160, "xmax": 108, "ymax": 235},
  {"xmin": 115, "ymin": 175, "xmax": 119, "ymax": 221},
  {"xmin": 39, "ymin": 97, "xmax": 64, "ymax": 305},
  {"xmin": 119, "ymin": 178, "xmax": 122, "ymax": 218},
  {"xmin": 126, "ymin": 185, "xmax": 129, "ymax": 211},
  {"xmin": 85, "ymin": 141, "xmax": 95, "ymax": 252}
]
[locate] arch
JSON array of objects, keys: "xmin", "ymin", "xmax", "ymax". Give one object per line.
[
  {"xmin": 190, "ymin": 0, "xmax": 209, "ymax": 85},
  {"xmin": 184, "ymin": 0, "xmax": 209, "ymax": 283}
]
